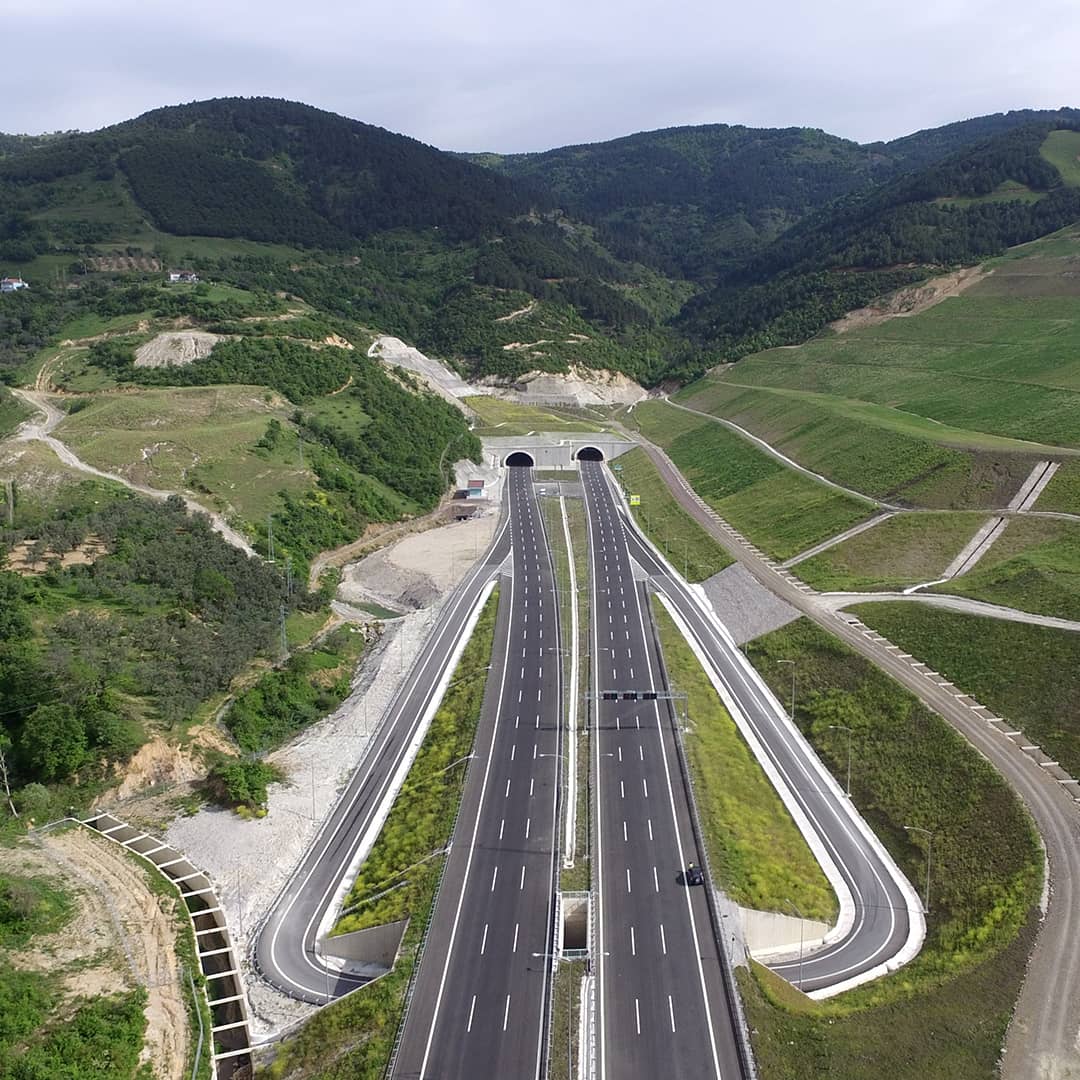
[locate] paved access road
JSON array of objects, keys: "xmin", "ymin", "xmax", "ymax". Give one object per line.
[
  {"xmin": 585, "ymin": 460, "xmax": 919, "ymax": 999},
  {"xmin": 254, "ymin": 512, "xmax": 513, "ymax": 1003},
  {"xmin": 581, "ymin": 460, "xmax": 747, "ymax": 1080},
  {"xmin": 392, "ymin": 465, "xmax": 563, "ymax": 1079}
]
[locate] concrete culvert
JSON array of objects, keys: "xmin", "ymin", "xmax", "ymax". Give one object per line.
[
  {"xmin": 576, "ymin": 446, "xmax": 604, "ymax": 461},
  {"xmin": 506, "ymin": 451, "xmax": 535, "ymax": 466}
]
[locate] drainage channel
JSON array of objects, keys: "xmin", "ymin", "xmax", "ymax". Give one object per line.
[{"xmin": 81, "ymin": 813, "xmax": 253, "ymax": 1080}]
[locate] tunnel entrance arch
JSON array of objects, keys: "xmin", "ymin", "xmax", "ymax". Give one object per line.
[
  {"xmin": 505, "ymin": 451, "xmax": 535, "ymax": 466},
  {"xmin": 575, "ymin": 446, "xmax": 605, "ymax": 461}
]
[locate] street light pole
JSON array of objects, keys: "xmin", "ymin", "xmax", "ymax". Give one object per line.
[
  {"xmin": 829, "ymin": 724, "xmax": 853, "ymax": 797},
  {"xmin": 903, "ymin": 825, "xmax": 935, "ymax": 914},
  {"xmin": 777, "ymin": 659, "xmax": 796, "ymax": 721}
]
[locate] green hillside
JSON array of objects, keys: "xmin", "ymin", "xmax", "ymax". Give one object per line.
[{"xmin": 676, "ymin": 225, "xmax": 1080, "ymax": 509}]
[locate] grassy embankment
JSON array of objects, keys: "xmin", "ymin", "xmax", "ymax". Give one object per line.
[
  {"xmin": 794, "ymin": 512, "xmax": 985, "ymax": 592},
  {"xmin": 740, "ymin": 619, "xmax": 1041, "ymax": 1079},
  {"xmin": 269, "ymin": 589, "xmax": 498, "ymax": 1080},
  {"xmin": 612, "ymin": 446, "xmax": 733, "ymax": 581},
  {"xmin": 0, "ymin": 386, "xmax": 30, "ymax": 438},
  {"xmin": 853, "ymin": 601, "xmax": 1080, "ymax": 778},
  {"xmin": 651, "ymin": 601, "xmax": 835, "ymax": 920},
  {"xmin": 463, "ymin": 394, "xmax": 610, "ymax": 436},
  {"xmin": 628, "ymin": 399, "xmax": 872, "ymax": 561},
  {"xmin": 673, "ymin": 228, "xmax": 1080, "ymax": 513},
  {"xmin": 927, "ymin": 515, "xmax": 1080, "ymax": 621}
]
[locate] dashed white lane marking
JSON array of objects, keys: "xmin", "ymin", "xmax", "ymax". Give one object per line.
[
  {"xmin": 630, "ymin": 925, "xmax": 636, "ymax": 956},
  {"xmin": 467, "ymin": 994, "xmax": 477, "ymax": 1033},
  {"xmin": 490, "ymin": 866, "xmax": 498, "ymax": 892},
  {"xmin": 503, "ymin": 994, "xmax": 511, "ymax": 1032},
  {"xmin": 647, "ymin": 818, "xmax": 653, "ymax": 840},
  {"xmin": 520, "ymin": 865, "xmax": 527, "ymax": 890},
  {"xmin": 653, "ymin": 866, "xmax": 659, "ymax": 892},
  {"xmin": 626, "ymin": 868, "xmax": 632, "ymax": 893},
  {"xmin": 635, "ymin": 998, "xmax": 641, "ymax": 1035},
  {"xmin": 668, "ymin": 995, "xmax": 676, "ymax": 1032},
  {"xmin": 505, "ymin": 779, "xmax": 511, "ymax": 798},
  {"xmin": 513, "ymin": 923, "xmax": 520, "ymax": 953},
  {"xmin": 480, "ymin": 923, "xmax": 489, "ymax": 954},
  {"xmin": 499, "ymin": 818, "xmax": 505, "ymax": 840},
  {"xmin": 526, "ymin": 817, "xmax": 531, "ymax": 839},
  {"xmin": 660, "ymin": 923, "xmax": 667, "ymax": 954},
  {"xmin": 623, "ymin": 820, "xmax": 628, "ymax": 842}
]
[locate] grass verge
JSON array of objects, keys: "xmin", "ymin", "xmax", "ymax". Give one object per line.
[
  {"xmin": 630, "ymin": 400, "xmax": 873, "ymax": 560},
  {"xmin": 267, "ymin": 589, "xmax": 499, "ymax": 1080},
  {"xmin": 853, "ymin": 601, "xmax": 1080, "ymax": 778},
  {"xmin": 740, "ymin": 618, "xmax": 1041, "ymax": 1078},
  {"xmin": 463, "ymin": 395, "xmax": 609, "ymax": 436},
  {"xmin": 611, "ymin": 447, "xmax": 733, "ymax": 581},
  {"xmin": 795, "ymin": 512, "xmax": 985, "ymax": 592},
  {"xmin": 651, "ymin": 600, "xmax": 836, "ymax": 921},
  {"xmin": 928, "ymin": 514, "xmax": 1080, "ymax": 621}
]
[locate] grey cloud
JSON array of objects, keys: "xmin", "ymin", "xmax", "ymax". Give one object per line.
[{"xmin": 0, "ymin": 0, "xmax": 1077, "ymax": 150}]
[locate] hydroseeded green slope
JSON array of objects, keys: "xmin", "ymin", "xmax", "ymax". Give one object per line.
[
  {"xmin": 675, "ymin": 227, "xmax": 1080, "ymax": 508},
  {"xmin": 630, "ymin": 400, "xmax": 872, "ymax": 560}
]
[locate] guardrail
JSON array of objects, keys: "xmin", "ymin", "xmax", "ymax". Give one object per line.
[{"xmin": 650, "ymin": 608, "xmax": 759, "ymax": 1080}]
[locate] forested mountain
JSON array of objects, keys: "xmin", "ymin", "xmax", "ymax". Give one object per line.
[
  {"xmin": 471, "ymin": 109, "xmax": 1080, "ymax": 280},
  {"xmin": 676, "ymin": 118, "xmax": 1080, "ymax": 368},
  {"xmin": 3, "ymin": 99, "xmax": 1080, "ymax": 385}
]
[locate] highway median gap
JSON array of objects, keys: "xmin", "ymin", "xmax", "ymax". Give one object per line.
[{"xmin": 265, "ymin": 588, "xmax": 499, "ymax": 1080}]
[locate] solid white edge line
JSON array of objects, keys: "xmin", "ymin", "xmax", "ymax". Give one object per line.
[{"xmin": 608, "ymin": 469, "xmax": 926, "ymax": 998}]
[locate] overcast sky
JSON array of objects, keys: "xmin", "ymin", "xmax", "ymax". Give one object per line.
[{"xmin": 2, "ymin": 0, "xmax": 1077, "ymax": 152}]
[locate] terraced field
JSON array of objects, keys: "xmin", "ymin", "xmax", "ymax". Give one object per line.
[
  {"xmin": 629, "ymin": 399, "xmax": 872, "ymax": 560},
  {"xmin": 795, "ymin": 512, "xmax": 985, "ymax": 592}
]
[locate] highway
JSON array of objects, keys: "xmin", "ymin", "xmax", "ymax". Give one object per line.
[
  {"xmin": 581, "ymin": 460, "xmax": 747, "ymax": 1079},
  {"xmin": 584, "ymin": 460, "xmax": 921, "ymax": 996},
  {"xmin": 391, "ymin": 464, "xmax": 563, "ymax": 1079},
  {"xmin": 253, "ymin": 509, "xmax": 513, "ymax": 1003}
]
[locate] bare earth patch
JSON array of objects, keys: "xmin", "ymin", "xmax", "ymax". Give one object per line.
[
  {"xmin": 135, "ymin": 331, "xmax": 222, "ymax": 368},
  {"xmin": 2, "ymin": 829, "xmax": 189, "ymax": 1080},
  {"xmin": 830, "ymin": 265, "xmax": 990, "ymax": 333}
]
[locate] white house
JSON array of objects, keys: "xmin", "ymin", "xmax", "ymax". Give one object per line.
[
  {"xmin": 166, "ymin": 270, "xmax": 199, "ymax": 284},
  {"xmin": 0, "ymin": 277, "xmax": 28, "ymax": 293}
]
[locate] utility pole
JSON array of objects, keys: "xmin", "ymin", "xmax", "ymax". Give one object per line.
[
  {"xmin": 904, "ymin": 825, "xmax": 935, "ymax": 914},
  {"xmin": 285, "ymin": 558, "xmax": 293, "ymax": 598},
  {"xmin": 279, "ymin": 604, "xmax": 288, "ymax": 659},
  {"xmin": 829, "ymin": 724, "xmax": 854, "ymax": 797},
  {"xmin": 267, "ymin": 514, "xmax": 275, "ymax": 563},
  {"xmin": 778, "ymin": 659, "xmax": 796, "ymax": 721}
]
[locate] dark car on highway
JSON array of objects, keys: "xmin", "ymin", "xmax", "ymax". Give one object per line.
[{"xmin": 686, "ymin": 863, "xmax": 705, "ymax": 886}]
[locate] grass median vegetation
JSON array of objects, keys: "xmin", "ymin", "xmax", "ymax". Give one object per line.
[
  {"xmin": 612, "ymin": 447, "xmax": 733, "ymax": 582},
  {"xmin": 269, "ymin": 588, "xmax": 499, "ymax": 1080},
  {"xmin": 741, "ymin": 618, "xmax": 1042, "ymax": 1080},
  {"xmin": 651, "ymin": 600, "xmax": 835, "ymax": 921}
]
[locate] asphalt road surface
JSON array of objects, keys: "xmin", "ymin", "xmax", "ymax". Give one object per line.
[
  {"xmin": 253, "ymin": 513, "xmax": 513, "ymax": 1003},
  {"xmin": 581, "ymin": 460, "xmax": 747, "ymax": 1080},
  {"xmin": 584, "ymin": 461, "xmax": 918, "ymax": 996},
  {"xmin": 392, "ymin": 465, "xmax": 563, "ymax": 1079}
]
